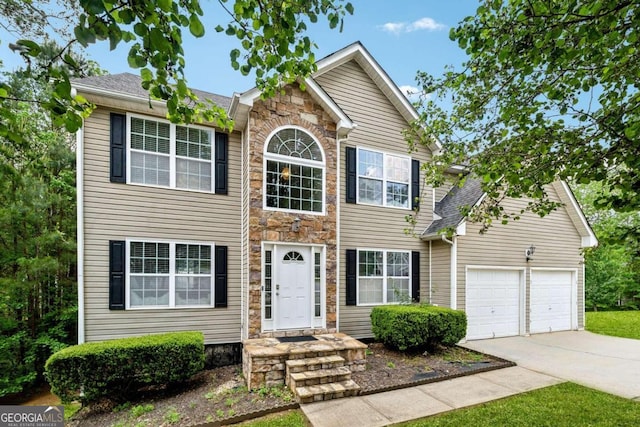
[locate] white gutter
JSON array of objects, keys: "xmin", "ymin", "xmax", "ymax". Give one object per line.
[
  {"xmin": 72, "ymin": 83, "xmax": 168, "ymax": 108},
  {"xmin": 76, "ymin": 124, "xmax": 85, "ymax": 344}
]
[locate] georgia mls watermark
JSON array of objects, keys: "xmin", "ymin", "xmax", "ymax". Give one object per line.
[{"xmin": 0, "ymin": 406, "xmax": 64, "ymax": 427}]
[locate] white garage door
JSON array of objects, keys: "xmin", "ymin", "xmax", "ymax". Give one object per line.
[
  {"xmin": 530, "ymin": 270, "xmax": 574, "ymax": 334},
  {"xmin": 466, "ymin": 269, "xmax": 522, "ymax": 340}
]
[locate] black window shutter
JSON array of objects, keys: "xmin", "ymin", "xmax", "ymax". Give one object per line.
[
  {"xmin": 346, "ymin": 249, "xmax": 357, "ymax": 305},
  {"xmin": 412, "ymin": 251, "xmax": 420, "ymax": 302},
  {"xmin": 411, "ymin": 159, "xmax": 420, "ymax": 210},
  {"xmin": 109, "ymin": 240, "xmax": 126, "ymax": 310},
  {"xmin": 110, "ymin": 113, "xmax": 126, "ymax": 183},
  {"xmin": 215, "ymin": 133, "xmax": 228, "ymax": 194},
  {"xmin": 214, "ymin": 246, "xmax": 228, "ymax": 308},
  {"xmin": 345, "ymin": 146, "xmax": 356, "ymax": 203}
]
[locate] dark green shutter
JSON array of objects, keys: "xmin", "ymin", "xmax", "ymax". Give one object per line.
[
  {"xmin": 109, "ymin": 240, "xmax": 126, "ymax": 310},
  {"xmin": 411, "ymin": 159, "xmax": 420, "ymax": 210},
  {"xmin": 411, "ymin": 251, "xmax": 420, "ymax": 302},
  {"xmin": 110, "ymin": 113, "xmax": 126, "ymax": 183},
  {"xmin": 215, "ymin": 133, "xmax": 228, "ymax": 194},
  {"xmin": 346, "ymin": 146, "xmax": 356, "ymax": 203},
  {"xmin": 214, "ymin": 245, "xmax": 228, "ymax": 308},
  {"xmin": 346, "ymin": 249, "xmax": 357, "ymax": 305}
]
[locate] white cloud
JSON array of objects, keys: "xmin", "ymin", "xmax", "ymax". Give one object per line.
[
  {"xmin": 380, "ymin": 22, "xmax": 406, "ymax": 35},
  {"xmin": 407, "ymin": 17, "xmax": 446, "ymax": 32},
  {"xmin": 379, "ymin": 17, "xmax": 446, "ymax": 35}
]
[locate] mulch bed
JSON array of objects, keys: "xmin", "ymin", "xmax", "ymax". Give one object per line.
[{"xmin": 67, "ymin": 344, "xmax": 512, "ymax": 427}]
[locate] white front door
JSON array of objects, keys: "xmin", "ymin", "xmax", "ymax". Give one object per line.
[{"xmin": 275, "ymin": 245, "xmax": 312, "ymax": 329}]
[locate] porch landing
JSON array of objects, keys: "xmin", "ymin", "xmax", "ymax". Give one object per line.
[{"xmin": 242, "ymin": 333, "xmax": 368, "ymax": 402}]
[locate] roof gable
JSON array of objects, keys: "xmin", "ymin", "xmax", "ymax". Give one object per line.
[{"xmin": 422, "ymin": 179, "xmax": 597, "ymax": 248}]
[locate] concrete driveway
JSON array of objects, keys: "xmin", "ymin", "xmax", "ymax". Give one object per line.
[{"xmin": 462, "ymin": 331, "xmax": 640, "ymax": 400}]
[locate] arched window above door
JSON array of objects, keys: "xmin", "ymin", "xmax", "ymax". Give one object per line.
[{"xmin": 264, "ymin": 127, "xmax": 325, "ymax": 214}]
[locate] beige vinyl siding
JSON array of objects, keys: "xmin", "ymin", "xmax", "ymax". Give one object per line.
[
  {"xmin": 82, "ymin": 107, "xmax": 242, "ymax": 344},
  {"xmin": 316, "ymin": 60, "xmax": 432, "ymax": 338},
  {"xmin": 430, "ymin": 239, "xmax": 451, "ymax": 307},
  {"xmin": 457, "ymin": 185, "xmax": 585, "ymax": 330}
]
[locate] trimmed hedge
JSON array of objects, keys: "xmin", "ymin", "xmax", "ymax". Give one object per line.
[
  {"xmin": 45, "ymin": 331, "xmax": 204, "ymax": 404},
  {"xmin": 371, "ymin": 304, "xmax": 467, "ymax": 351}
]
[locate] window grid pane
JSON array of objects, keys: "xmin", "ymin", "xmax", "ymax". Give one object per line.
[
  {"xmin": 266, "ymin": 128, "xmax": 323, "ymax": 161},
  {"xmin": 358, "ymin": 150, "xmax": 411, "ymax": 208},
  {"xmin": 176, "ymin": 126, "xmax": 211, "ymax": 160},
  {"xmin": 129, "ymin": 242, "xmax": 212, "ymax": 308},
  {"xmin": 129, "ymin": 117, "xmax": 214, "ymax": 192},
  {"xmin": 130, "ymin": 152, "xmax": 170, "ymax": 186},
  {"xmin": 314, "ymin": 252, "xmax": 321, "ymax": 317},
  {"xmin": 264, "ymin": 250, "xmax": 272, "ymax": 320},
  {"xmin": 265, "ymin": 160, "xmax": 323, "ymax": 213},
  {"xmin": 176, "ymin": 158, "xmax": 212, "ymax": 191},
  {"xmin": 357, "ymin": 250, "xmax": 411, "ymax": 305}
]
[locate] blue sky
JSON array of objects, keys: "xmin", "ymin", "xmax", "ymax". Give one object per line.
[{"xmin": 0, "ymin": 0, "xmax": 481, "ymax": 97}]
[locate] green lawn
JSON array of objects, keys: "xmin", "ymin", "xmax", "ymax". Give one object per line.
[
  {"xmin": 398, "ymin": 383, "xmax": 640, "ymax": 427},
  {"xmin": 237, "ymin": 410, "xmax": 306, "ymax": 427},
  {"xmin": 586, "ymin": 311, "xmax": 640, "ymax": 340}
]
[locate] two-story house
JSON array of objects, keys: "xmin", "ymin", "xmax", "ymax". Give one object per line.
[{"xmin": 73, "ymin": 42, "xmax": 596, "ymax": 365}]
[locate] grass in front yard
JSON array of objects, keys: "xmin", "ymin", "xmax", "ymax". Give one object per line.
[
  {"xmin": 398, "ymin": 383, "xmax": 640, "ymax": 427},
  {"xmin": 586, "ymin": 311, "xmax": 640, "ymax": 340},
  {"xmin": 236, "ymin": 409, "xmax": 307, "ymax": 427}
]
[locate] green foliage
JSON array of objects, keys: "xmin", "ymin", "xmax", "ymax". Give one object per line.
[
  {"xmin": 1, "ymin": 0, "xmax": 354, "ymax": 138},
  {"xmin": 130, "ymin": 404, "xmax": 154, "ymax": 418},
  {"xmin": 398, "ymin": 382, "xmax": 640, "ymax": 427},
  {"xmin": 410, "ymin": 1, "xmax": 640, "ymax": 229},
  {"xmin": 0, "ymin": 56, "xmax": 83, "ymax": 396},
  {"xmin": 586, "ymin": 311, "xmax": 640, "ymax": 340},
  {"xmin": 575, "ymin": 181, "xmax": 640, "ymax": 310},
  {"xmin": 45, "ymin": 331, "xmax": 205, "ymax": 404},
  {"xmin": 370, "ymin": 305, "xmax": 467, "ymax": 351}
]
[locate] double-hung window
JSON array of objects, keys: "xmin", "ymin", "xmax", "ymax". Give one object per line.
[
  {"xmin": 129, "ymin": 114, "xmax": 214, "ymax": 192},
  {"xmin": 128, "ymin": 240, "xmax": 214, "ymax": 308},
  {"xmin": 358, "ymin": 249, "xmax": 410, "ymax": 305},
  {"xmin": 357, "ymin": 148, "xmax": 410, "ymax": 208}
]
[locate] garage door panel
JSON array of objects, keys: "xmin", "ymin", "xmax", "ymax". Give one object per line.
[
  {"xmin": 530, "ymin": 270, "xmax": 573, "ymax": 334},
  {"xmin": 466, "ymin": 269, "xmax": 522, "ymax": 340}
]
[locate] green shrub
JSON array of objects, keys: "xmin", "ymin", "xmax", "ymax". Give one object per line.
[
  {"xmin": 371, "ymin": 304, "xmax": 467, "ymax": 351},
  {"xmin": 45, "ymin": 331, "xmax": 204, "ymax": 404}
]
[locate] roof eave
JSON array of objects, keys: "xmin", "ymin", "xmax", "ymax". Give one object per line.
[{"xmin": 72, "ymin": 82, "xmax": 166, "ymax": 108}]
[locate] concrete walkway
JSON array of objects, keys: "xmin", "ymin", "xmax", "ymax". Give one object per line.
[
  {"xmin": 462, "ymin": 331, "xmax": 640, "ymax": 400},
  {"xmin": 301, "ymin": 366, "xmax": 561, "ymax": 427}
]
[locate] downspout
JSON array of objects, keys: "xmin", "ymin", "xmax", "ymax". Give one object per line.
[
  {"xmin": 439, "ymin": 235, "xmax": 457, "ymax": 310},
  {"xmin": 240, "ymin": 128, "xmax": 246, "ymax": 341},
  {"xmin": 76, "ymin": 124, "xmax": 85, "ymax": 344},
  {"xmin": 335, "ymin": 124, "xmax": 356, "ymax": 332},
  {"xmin": 428, "ymin": 240, "xmax": 432, "ymax": 304}
]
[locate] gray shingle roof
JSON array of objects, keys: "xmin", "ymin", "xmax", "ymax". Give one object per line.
[
  {"xmin": 423, "ymin": 177, "xmax": 485, "ymax": 236},
  {"xmin": 72, "ymin": 73, "xmax": 232, "ymax": 110}
]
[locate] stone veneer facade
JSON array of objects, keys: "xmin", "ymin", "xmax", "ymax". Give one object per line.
[{"xmin": 247, "ymin": 83, "xmax": 338, "ymax": 338}]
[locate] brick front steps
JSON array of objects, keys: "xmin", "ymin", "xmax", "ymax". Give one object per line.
[{"xmin": 242, "ymin": 333, "xmax": 367, "ymax": 402}]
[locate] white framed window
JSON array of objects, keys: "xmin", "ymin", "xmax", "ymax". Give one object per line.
[
  {"xmin": 358, "ymin": 249, "xmax": 410, "ymax": 305},
  {"xmin": 127, "ymin": 239, "xmax": 214, "ymax": 308},
  {"xmin": 128, "ymin": 113, "xmax": 214, "ymax": 192},
  {"xmin": 357, "ymin": 148, "xmax": 410, "ymax": 208},
  {"xmin": 264, "ymin": 126, "xmax": 325, "ymax": 214}
]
